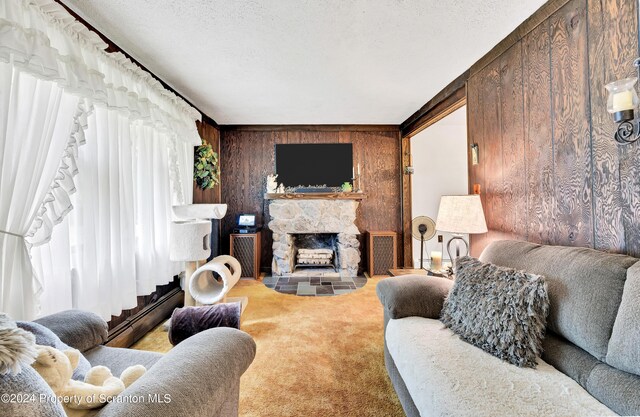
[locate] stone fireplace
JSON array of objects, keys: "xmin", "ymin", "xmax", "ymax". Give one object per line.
[{"xmin": 267, "ymin": 198, "xmax": 361, "ymax": 276}]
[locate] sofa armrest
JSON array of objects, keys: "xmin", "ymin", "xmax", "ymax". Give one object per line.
[
  {"xmin": 376, "ymin": 275, "xmax": 453, "ymax": 320},
  {"xmin": 96, "ymin": 327, "xmax": 256, "ymax": 417},
  {"xmin": 34, "ymin": 309, "xmax": 108, "ymax": 352}
]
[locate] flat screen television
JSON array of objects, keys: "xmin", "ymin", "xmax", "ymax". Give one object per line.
[{"xmin": 275, "ymin": 143, "xmax": 353, "ymax": 190}]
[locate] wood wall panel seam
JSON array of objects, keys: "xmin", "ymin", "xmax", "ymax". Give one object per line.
[
  {"xmin": 585, "ymin": 0, "xmax": 597, "ymax": 249},
  {"xmin": 549, "ymin": 0, "xmax": 593, "ymax": 247}
]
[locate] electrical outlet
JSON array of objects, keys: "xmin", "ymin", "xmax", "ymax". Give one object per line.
[{"xmin": 437, "ymin": 235, "xmax": 443, "ymax": 243}]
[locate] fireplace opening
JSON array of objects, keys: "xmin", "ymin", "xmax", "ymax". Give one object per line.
[{"xmin": 292, "ymin": 233, "xmax": 338, "ymax": 271}]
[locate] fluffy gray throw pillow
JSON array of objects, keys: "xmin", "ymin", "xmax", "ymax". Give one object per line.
[
  {"xmin": 0, "ymin": 313, "xmax": 37, "ymax": 376},
  {"xmin": 440, "ymin": 256, "xmax": 549, "ymax": 368}
]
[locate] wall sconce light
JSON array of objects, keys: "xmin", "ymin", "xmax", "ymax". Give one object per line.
[
  {"xmin": 404, "ymin": 151, "xmax": 414, "ymax": 174},
  {"xmin": 605, "ymin": 59, "xmax": 640, "ymax": 144},
  {"xmin": 470, "ymin": 143, "xmax": 479, "ymax": 165}
]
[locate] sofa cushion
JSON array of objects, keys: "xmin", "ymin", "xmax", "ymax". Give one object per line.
[
  {"xmin": 543, "ymin": 331, "xmax": 640, "ymax": 416},
  {"xmin": 84, "ymin": 345, "xmax": 162, "ymax": 376},
  {"xmin": 376, "ymin": 275, "xmax": 453, "ymax": 320},
  {"xmin": 17, "ymin": 321, "xmax": 91, "ymax": 381},
  {"xmin": 480, "ymin": 240, "xmax": 638, "ymax": 361},
  {"xmin": 386, "ymin": 317, "xmax": 615, "ymax": 417},
  {"xmin": 34, "ymin": 310, "xmax": 108, "ymax": 353},
  {"xmin": 440, "ymin": 256, "xmax": 549, "ymax": 368},
  {"xmin": 542, "ymin": 332, "xmax": 600, "ymax": 389},
  {"xmin": 586, "ymin": 362, "xmax": 640, "ymax": 416},
  {"xmin": 0, "ymin": 366, "xmax": 66, "ymax": 417},
  {"xmin": 606, "ymin": 261, "xmax": 640, "ymax": 376}
]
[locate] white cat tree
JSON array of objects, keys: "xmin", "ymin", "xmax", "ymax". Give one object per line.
[{"xmin": 169, "ymin": 204, "xmax": 247, "ymax": 313}]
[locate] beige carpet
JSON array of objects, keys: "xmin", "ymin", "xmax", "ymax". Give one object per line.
[{"xmin": 133, "ymin": 277, "xmax": 404, "ymax": 417}]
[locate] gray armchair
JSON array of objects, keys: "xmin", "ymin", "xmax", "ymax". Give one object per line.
[{"xmin": 1, "ymin": 310, "xmax": 256, "ymax": 417}]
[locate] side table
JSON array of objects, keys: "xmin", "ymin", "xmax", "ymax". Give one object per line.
[{"xmin": 387, "ymin": 268, "xmax": 450, "ymax": 278}]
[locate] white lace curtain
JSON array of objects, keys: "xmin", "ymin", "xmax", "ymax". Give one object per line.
[{"xmin": 0, "ymin": 0, "xmax": 200, "ymax": 320}]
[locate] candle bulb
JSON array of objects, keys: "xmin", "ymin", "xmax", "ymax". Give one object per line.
[
  {"xmin": 352, "ymin": 167, "xmax": 355, "ymax": 179},
  {"xmin": 357, "ymin": 163, "xmax": 361, "ymax": 176},
  {"xmin": 612, "ymin": 91, "xmax": 634, "ymax": 112},
  {"xmin": 605, "ymin": 78, "xmax": 639, "ymax": 117}
]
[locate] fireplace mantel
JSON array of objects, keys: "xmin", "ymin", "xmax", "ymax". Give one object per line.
[{"xmin": 264, "ymin": 192, "xmax": 366, "ymax": 201}]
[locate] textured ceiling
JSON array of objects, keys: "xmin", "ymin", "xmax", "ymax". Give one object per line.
[{"xmin": 61, "ymin": 0, "xmax": 547, "ymax": 124}]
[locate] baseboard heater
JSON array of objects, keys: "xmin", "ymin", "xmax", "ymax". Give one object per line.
[{"xmin": 106, "ymin": 288, "xmax": 183, "ymax": 348}]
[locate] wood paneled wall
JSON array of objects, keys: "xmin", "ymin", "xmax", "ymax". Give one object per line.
[
  {"xmin": 468, "ymin": 0, "xmax": 640, "ymax": 257},
  {"xmin": 219, "ymin": 126, "xmax": 402, "ymax": 271}
]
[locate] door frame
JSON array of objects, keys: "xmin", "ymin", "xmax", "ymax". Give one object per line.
[{"xmin": 399, "ymin": 86, "xmax": 467, "ymax": 267}]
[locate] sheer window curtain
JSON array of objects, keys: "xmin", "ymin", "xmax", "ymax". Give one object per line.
[
  {"xmin": 32, "ymin": 107, "xmax": 188, "ymax": 320},
  {"xmin": 0, "ymin": 62, "xmax": 81, "ymax": 320},
  {"xmin": 1, "ymin": 0, "xmax": 201, "ymax": 320}
]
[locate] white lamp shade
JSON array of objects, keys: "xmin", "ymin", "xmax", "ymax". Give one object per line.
[
  {"xmin": 173, "ymin": 204, "xmax": 228, "ymax": 220},
  {"xmin": 170, "ymin": 220, "xmax": 212, "ymax": 261},
  {"xmin": 436, "ymin": 195, "xmax": 488, "ymax": 234}
]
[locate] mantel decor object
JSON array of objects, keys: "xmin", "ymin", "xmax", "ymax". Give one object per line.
[
  {"xmin": 266, "ymin": 174, "xmax": 278, "ymax": 193},
  {"xmin": 435, "ymin": 195, "xmax": 488, "ymax": 267},
  {"xmin": 351, "ymin": 162, "xmax": 363, "ymax": 192}
]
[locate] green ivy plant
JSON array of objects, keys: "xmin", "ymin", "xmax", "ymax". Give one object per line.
[{"xmin": 194, "ymin": 141, "xmax": 220, "ymax": 190}]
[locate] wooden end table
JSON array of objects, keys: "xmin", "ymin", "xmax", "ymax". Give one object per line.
[{"xmin": 387, "ymin": 268, "xmax": 450, "ymax": 278}]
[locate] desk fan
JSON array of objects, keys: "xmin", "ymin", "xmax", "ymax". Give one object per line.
[{"xmin": 411, "ymin": 216, "xmax": 436, "ymax": 269}]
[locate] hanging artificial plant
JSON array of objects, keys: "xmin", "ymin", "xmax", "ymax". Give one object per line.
[{"xmin": 194, "ymin": 140, "xmax": 220, "ymax": 190}]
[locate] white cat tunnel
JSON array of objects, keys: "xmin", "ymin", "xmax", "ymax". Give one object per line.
[{"xmin": 189, "ymin": 255, "xmax": 242, "ymax": 305}]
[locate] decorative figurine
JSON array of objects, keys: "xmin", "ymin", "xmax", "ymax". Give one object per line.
[
  {"xmin": 276, "ymin": 184, "xmax": 285, "ymax": 193},
  {"xmin": 266, "ymin": 174, "xmax": 278, "ymax": 193},
  {"xmin": 341, "ymin": 182, "xmax": 353, "ymax": 192}
]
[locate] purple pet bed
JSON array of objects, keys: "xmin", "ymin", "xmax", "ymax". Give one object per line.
[{"xmin": 168, "ymin": 302, "xmax": 241, "ymax": 345}]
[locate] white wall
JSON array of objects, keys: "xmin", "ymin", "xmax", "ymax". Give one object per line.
[{"xmin": 410, "ymin": 106, "xmax": 468, "ymax": 266}]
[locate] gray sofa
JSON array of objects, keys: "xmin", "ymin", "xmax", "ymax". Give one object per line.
[
  {"xmin": 377, "ymin": 240, "xmax": 640, "ymax": 416},
  {"xmin": 1, "ymin": 310, "xmax": 256, "ymax": 417}
]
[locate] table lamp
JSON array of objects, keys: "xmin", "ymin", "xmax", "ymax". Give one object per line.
[{"xmin": 435, "ymin": 195, "xmax": 487, "ymax": 266}]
